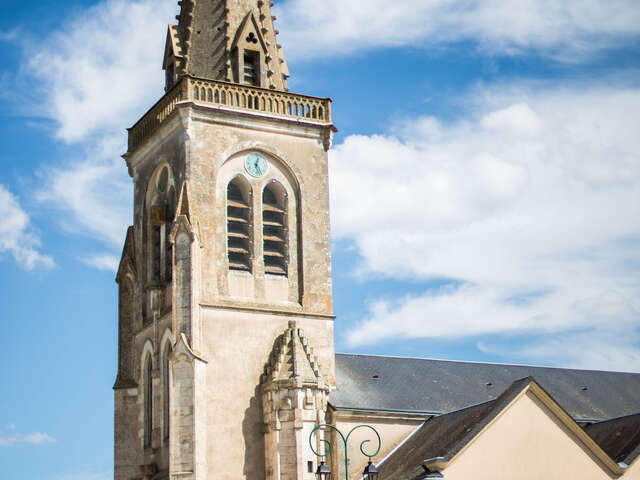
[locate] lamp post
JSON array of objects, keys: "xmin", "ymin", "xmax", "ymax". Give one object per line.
[{"xmin": 309, "ymin": 424, "xmax": 382, "ymax": 480}]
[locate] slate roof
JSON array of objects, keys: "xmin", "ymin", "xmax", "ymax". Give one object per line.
[
  {"xmin": 585, "ymin": 414, "xmax": 640, "ymax": 464},
  {"xmin": 330, "ymin": 354, "xmax": 640, "ymax": 421},
  {"xmin": 377, "ymin": 378, "xmax": 532, "ymax": 480}
]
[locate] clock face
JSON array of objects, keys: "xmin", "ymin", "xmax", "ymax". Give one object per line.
[{"xmin": 245, "ymin": 153, "xmax": 269, "ymax": 177}]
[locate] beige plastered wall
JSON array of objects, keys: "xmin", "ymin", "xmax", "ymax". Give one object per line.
[
  {"xmin": 187, "ymin": 104, "xmax": 335, "ymax": 480},
  {"xmin": 331, "ymin": 414, "xmax": 424, "ymax": 480},
  {"xmin": 185, "ymin": 104, "xmax": 334, "ymax": 319},
  {"xmin": 442, "ymin": 391, "xmax": 621, "ymax": 480},
  {"xmin": 624, "ymin": 458, "xmax": 640, "ymax": 478},
  {"xmin": 200, "ymin": 307, "xmax": 334, "ymax": 480},
  {"xmin": 622, "ymin": 457, "xmax": 640, "ymax": 480}
]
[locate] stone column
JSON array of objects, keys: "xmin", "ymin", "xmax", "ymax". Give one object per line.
[{"xmin": 169, "ymin": 334, "xmax": 208, "ymax": 480}]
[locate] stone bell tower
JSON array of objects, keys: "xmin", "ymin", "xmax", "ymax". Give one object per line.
[{"xmin": 113, "ymin": 1, "xmax": 336, "ymax": 479}]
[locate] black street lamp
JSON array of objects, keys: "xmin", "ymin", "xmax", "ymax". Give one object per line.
[
  {"xmin": 315, "ymin": 460, "xmax": 332, "ymax": 480},
  {"xmin": 363, "ymin": 460, "xmax": 379, "ymax": 480}
]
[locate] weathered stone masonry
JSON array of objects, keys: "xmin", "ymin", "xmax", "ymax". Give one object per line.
[{"xmin": 114, "ymin": 1, "xmax": 336, "ymax": 479}]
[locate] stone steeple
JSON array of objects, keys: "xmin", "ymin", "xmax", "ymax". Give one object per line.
[
  {"xmin": 165, "ymin": 0, "xmax": 290, "ymax": 90},
  {"xmin": 115, "ymin": 1, "xmax": 335, "ymax": 478}
]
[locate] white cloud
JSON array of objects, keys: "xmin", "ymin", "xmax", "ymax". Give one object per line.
[
  {"xmin": 276, "ymin": 0, "xmax": 640, "ymax": 60},
  {"xmin": 18, "ymin": 0, "xmax": 179, "ymax": 267},
  {"xmin": 36, "ymin": 135, "xmax": 132, "ymax": 250},
  {"xmin": 0, "ymin": 29, "xmax": 19, "ymax": 42},
  {"xmin": 0, "ymin": 431, "xmax": 54, "ymax": 447},
  {"xmin": 82, "ymin": 254, "xmax": 120, "ymax": 273},
  {"xmin": 0, "ymin": 185, "xmax": 54, "ymax": 270},
  {"xmin": 334, "ymin": 81, "xmax": 640, "ymax": 370},
  {"xmin": 24, "ymin": 0, "xmax": 177, "ymax": 142},
  {"xmin": 478, "ymin": 331, "xmax": 640, "ymax": 373},
  {"xmin": 521, "ymin": 334, "xmax": 640, "ymax": 373}
]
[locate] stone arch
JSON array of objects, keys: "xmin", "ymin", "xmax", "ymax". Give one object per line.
[
  {"xmin": 140, "ymin": 340, "xmax": 155, "ymax": 379},
  {"xmin": 217, "ymin": 147, "xmax": 302, "ymax": 222},
  {"xmin": 218, "ymin": 143, "xmax": 301, "ymax": 193},
  {"xmin": 226, "ymin": 175, "xmax": 253, "ymax": 272},
  {"xmin": 216, "ymin": 148, "xmax": 304, "ymax": 303},
  {"xmin": 140, "ymin": 340, "xmax": 154, "ymax": 449},
  {"xmin": 144, "ymin": 162, "xmax": 177, "ymax": 285},
  {"xmin": 143, "ymin": 163, "xmax": 177, "ymax": 324},
  {"xmin": 160, "ymin": 328, "xmax": 174, "ymax": 442},
  {"xmin": 261, "ymin": 180, "xmax": 289, "ymax": 276},
  {"xmin": 160, "ymin": 328, "xmax": 175, "ymax": 352}
]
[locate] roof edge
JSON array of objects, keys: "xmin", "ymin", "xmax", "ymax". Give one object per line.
[
  {"xmin": 335, "ymin": 352, "xmax": 640, "ymax": 376},
  {"xmin": 422, "ymin": 378, "xmax": 627, "ymax": 475}
]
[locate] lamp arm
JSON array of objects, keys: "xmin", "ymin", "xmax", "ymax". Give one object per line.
[
  {"xmin": 309, "ymin": 424, "xmax": 347, "ymax": 458},
  {"xmin": 345, "ymin": 424, "xmax": 382, "ymax": 459}
]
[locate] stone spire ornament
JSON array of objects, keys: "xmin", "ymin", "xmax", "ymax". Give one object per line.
[{"xmin": 165, "ymin": 0, "xmax": 290, "ymax": 90}]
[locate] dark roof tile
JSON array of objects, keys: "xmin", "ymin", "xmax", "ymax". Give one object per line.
[
  {"xmin": 584, "ymin": 414, "xmax": 640, "ymax": 465},
  {"xmin": 331, "ymin": 354, "xmax": 640, "ymax": 421}
]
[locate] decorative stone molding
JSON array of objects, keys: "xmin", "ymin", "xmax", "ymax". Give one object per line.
[
  {"xmin": 127, "ymin": 76, "xmax": 333, "ymax": 153},
  {"xmin": 172, "ymin": 333, "xmax": 208, "ymax": 365}
]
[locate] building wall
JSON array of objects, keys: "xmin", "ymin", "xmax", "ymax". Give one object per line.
[
  {"xmin": 624, "ymin": 458, "xmax": 640, "ymax": 478},
  {"xmin": 201, "ymin": 308, "xmax": 334, "ymax": 480},
  {"xmin": 331, "ymin": 414, "xmax": 423, "ymax": 480},
  {"xmin": 118, "ymin": 103, "xmax": 335, "ymax": 480},
  {"xmin": 443, "ymin": 391, "xmax": 619, "ymax": 480},
  {"xmin": 186, "ymin": 106, "xmax": 335, "ymax": 480},
  {"xmin": 185, "ymin": 106, "xmax": 334, "ymax": 320}
]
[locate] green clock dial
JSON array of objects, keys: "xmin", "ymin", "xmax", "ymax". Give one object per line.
[{"xmin": 245, "ymin": 153, "xmax": 268, "ymax": 177}]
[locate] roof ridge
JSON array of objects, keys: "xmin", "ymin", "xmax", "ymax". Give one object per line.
[{"xmin": 335, "ymin": 352, "xmax": 640, "ymax": 375}]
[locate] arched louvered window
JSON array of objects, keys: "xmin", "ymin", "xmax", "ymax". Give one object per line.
[
  {"xmin": 162, "ymin": 343, "xmax": 172, "ymax": 441},
  {"xmin": 262, "ymin": 182, "xmax": 288, "ymax": 276},
  {"xmin": 143, "ymin": 354, "xmax": 153, "ymax": 448},
  {"xmin": 227, "ymin": 177, "xmax": 252, "ymax": 272}
]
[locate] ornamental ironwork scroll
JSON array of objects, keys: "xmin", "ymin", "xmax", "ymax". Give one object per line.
[{"xmin": 309, "ymin": 424, "xmax": 381, "ymax": 480}]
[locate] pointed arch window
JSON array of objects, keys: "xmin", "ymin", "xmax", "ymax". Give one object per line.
[
  {"xmin": 147, "ymin": 165, "xmax": 176, "ymax": 285},
  {"xmin": 262, "ymin": 182, "xmax": 288, "ymax": 276},
  {"xmin": 227, "ymin": 177, "xmax": 252, "ymax": 272},
  {"xmin": 143, "ymin": 354, "xmax": 153, "ymax": 448},
  {"xmin": 162, "ymin": 342, "xmax": 172, "ymax": 441}
]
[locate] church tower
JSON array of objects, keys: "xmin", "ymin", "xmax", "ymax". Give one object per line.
[{"xmin": 113, "ymin": 1, "xmax": 336, "ymax": 479}]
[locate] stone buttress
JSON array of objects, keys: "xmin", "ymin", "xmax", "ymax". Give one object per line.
[{"xmin": 261, "ymin": 322, "xmax": 330, "ymax": 480}]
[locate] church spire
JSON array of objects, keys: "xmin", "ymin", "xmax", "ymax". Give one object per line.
[{"xmin": 165, "ymin": 0, "xmax": 289, "ymax": 91}]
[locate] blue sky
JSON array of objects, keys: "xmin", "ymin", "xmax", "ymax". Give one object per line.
[{"xmin": 1, "ymin": 0, "xmax": 640, "ymax": 478}]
